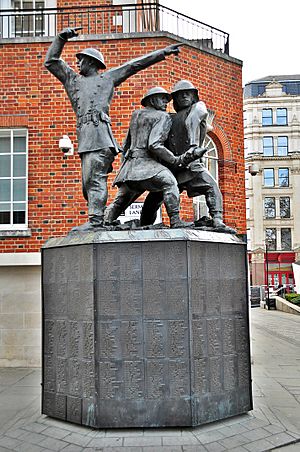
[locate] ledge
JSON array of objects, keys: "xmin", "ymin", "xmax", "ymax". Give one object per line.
[
  {"xmin": 0, "ymin": 31, "xmax": 242, "ymax": 65},
  {"xmin": 0, "ymin": 252, "xmax": 41, "ymax": 266},
  {"xmin": 275, "ymin": 296, "xmax": 300, "ymax": 315},
  {"xmin": 0, "ymin": 229, "xmax": 31, "ymax": 237},
  {"xmin": 43, "ymin": 228, "xmax": 243, "ymax": 249}
]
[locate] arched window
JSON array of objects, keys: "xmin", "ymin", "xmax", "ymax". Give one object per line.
[
  {"xmin": 202, "ymin": 135, "xmax": 218, "ymax": 181},
  {"xmin": 193, "ymin": 135, "xmax": 219, "ymax": 219}
]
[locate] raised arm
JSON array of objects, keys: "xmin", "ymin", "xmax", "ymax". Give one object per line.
[
  {"xmin": 44, "ymin": 27, "xmax": 81, "ymax": 84},
  {"xmin": 109, "ymin": 43, "xmax": 183, "ymax": 87}
]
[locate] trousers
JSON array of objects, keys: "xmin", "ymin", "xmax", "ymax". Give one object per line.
[{"xmin": 81, "ymin": 148, "xmax": 115, "ymax": 224}]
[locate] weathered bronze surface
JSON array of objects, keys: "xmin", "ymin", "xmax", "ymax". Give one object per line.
[
  {"xmin": 42, "ymin": 230, "xmax": 252, "ymax": 427},
  {"xmin": 44, "ymin": 28, "xmax": 181, "ymax": 230},
  {"xmin": 104, "ymin": 87, "xmax": 204, "ymax": 229},
  {"xmin": 140, "ymin": 80, "xmax": 235, "ymax": 233}
]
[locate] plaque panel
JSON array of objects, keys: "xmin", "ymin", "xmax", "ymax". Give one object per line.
[
  {"xmin": 56, "ymin": 358, "xmax": 67, "ymax": 394},
  {"xmin": 145, "ymin": 359, "xmax": 167, "ymax": 399},
  {"xmin": 222, "ymin": 317, "xmax": 236, "ymax": 354},
  {"xmin": 124, "ymin": 360, "xmax": 144, "ymax": 399},
  {"xmin": 120, "ymin": 281, "xmax": 143, "ymax": 317},
  {"xmin": 167, "ymin": 320, "xmax": 188, "ymax": 358},
  {"xmin": 67, "ymin": 396, "xmax": 82, "ymax": 424},
  {"xmin": 142, "ymin": 242, "xmax": 166, "ymax": 280},
  {"xmin": 82, "ymin": 360, "xmax": 95, "ymax": 399},
  {"xmin": 97, "ymin": 243, "xmax": 121, "ymax": 281},
  {"xmin": 119, "ymin": 243, "xmax": 142, "ymax": 281},
  {"xmin": 120, "ymin": 320, "xmax": 143, "ymax": 359},
  {"xmin": 165, "ymin": 242, "xmax": 187, "ymax": 280},
  {"xmin": 169, "ymin": 360, "xmax": 190, "ymax": 397},
  {"xmin": 207, "ymin": 318, "xmax": 222, "ymax": 357},
  {"xmin": 98, "ymin": 360, "xmax": 123, "ymax": 400},
  {"xmin": 145, "ymin": 320, "xmax": 166, "ymax": 359},
  {"xmin": 56, "ymin": 320, "xmax": 68, "ymax": 357},
  {"xmin": 98, "ymin": 321, "xmax": 121, "ymax": 359},
  {"xmin": 96, "ymin": 280, "xmax": 120, "ymax": 318},
  {"xmin": 192, "ymin": 319, "xmax": 207, "ymax": 358},
  {"xmin": 43, "ymin": 392, "xmax": 66, "ymax": 421},
  {"xmin": 143, "ymin": 279, "xmax": 165, "ymax": 318},
  {"xmin": 223, "ymin": 355, "xmax": 237, "ymax": 391},
  {"xmin": 165, "ymin": 281, "xmax": 188, "ymax": 318}
]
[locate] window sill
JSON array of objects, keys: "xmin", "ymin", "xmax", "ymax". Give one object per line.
[{"xmin": 0, "ymin": 229, "xmax": 31, "ymax": 237}]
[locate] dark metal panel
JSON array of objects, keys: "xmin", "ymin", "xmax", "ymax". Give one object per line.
[{"xmin": 67, "ymin": 396, "xmax": 82, "ymax": 424}]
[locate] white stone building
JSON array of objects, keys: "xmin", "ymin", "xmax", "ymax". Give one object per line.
[{"xmin": 244, "ymin": 75, "xmax": 300, "ymax": 289}]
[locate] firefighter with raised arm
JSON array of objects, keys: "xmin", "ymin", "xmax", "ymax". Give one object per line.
[{"xmin": 44, "ymin": 26, "xmax": 182, "ymax": 231}]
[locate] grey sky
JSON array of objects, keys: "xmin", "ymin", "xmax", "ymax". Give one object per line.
[{"xmin": 161, "ymin": 0, "xmax": 299, "ymax": 85}]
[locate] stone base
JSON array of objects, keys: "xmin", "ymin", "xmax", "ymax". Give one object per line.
[{"xmin": 42, "ymin": 229, "xmax": 252, "ymax": 428}]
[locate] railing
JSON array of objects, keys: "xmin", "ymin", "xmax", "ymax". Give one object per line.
[{"xmin": 0, "ymin": 3, "xmax": 229, "ymax": 55}]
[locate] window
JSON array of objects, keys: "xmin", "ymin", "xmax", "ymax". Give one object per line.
[
  {"xmin": 278, "ymin": 168, "xmax": 289, "ymax": 187},
  {"xmin": 266, "ymin": 228, "xmax": 276, "ymax": 250},
  {"xmin": 13, "ymin": 1, "xmax": 45, "ymax": 37},
  {"xmin": 0, "ymin": 129, "xmax": 27, "ymax": 228},
  {"xmin": 280, "ymin": 197, "xmax": 290, "ymax": 218},
  {"xmin": 276, "ymin": 108, "xmax": 287, "ymax": 125},
  {"xmin": 264, "ymin": 168, "xmax": 274, "ymax": 187},
  {"xmin": 263, "ymin": 137, "xmax": 274, "ymax": 156},
  {"xmin": 0, "ymin": 0, "xmax": 56, "ymax": 39},
  {"xmin": 277, "ymin": 136, "xmax": 288, "ymax": 156},
  {"xmin": 203, "ymin": 135, "xmax": 218, "ymax": 181},
  {"xmin": 262, "ymin": 109, "xmax": 273, "ymax": 126},
  {"xmin": 264, "ymin": 197, "xmax": 275, "ymax": 218},
  {"xmin": 193, "ymin": 135, "xmax": 218, "ymax": 220},
  {"xmin": 281, "ymin": 228, "xmax": 291, "ymax": 250}
]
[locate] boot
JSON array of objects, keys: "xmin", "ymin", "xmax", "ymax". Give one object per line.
[
  {"xmin": 70, "ymin": 215, "xmax": 103, "ymax": 233},
  {"xmin": 170, "ymin": 214, "xmax": 193, "ymax": 229},
  {"xmin": 212, "ymin": 214, "xmax": 236, "ymax": 234}
]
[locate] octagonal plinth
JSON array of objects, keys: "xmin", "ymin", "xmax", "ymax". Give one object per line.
[{"xmin": 42, "ymin": 229, "xmax": 252, "ymax": 428}]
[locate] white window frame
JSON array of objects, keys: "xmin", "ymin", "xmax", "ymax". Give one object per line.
[
  {"xmin": 0, "ymin": 0, "xmax": 56, "ymax": 38},
  {"xmin": 193, "ymin": 135, "xmax": 218, "ymax": 219},
  {"xmin": 0, "ymin": 128, "xmax": 28, "ymax": 230}
]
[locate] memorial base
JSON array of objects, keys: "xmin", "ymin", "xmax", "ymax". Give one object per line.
[{"xmin": 42, "ymin": 229, "xmax": 252, "ymax": 428}]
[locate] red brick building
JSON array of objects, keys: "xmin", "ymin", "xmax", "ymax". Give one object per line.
[{"xmin": 0, "ymin": 0, "xmax": 245, "ymax": 366}]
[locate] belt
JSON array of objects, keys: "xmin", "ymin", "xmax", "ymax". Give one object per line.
[
  {"xmin": 77, "ymin": 111, "xmax": 111, "ymax": 129},
  {"xmin": 126, "ymin": 148, "xmax": 149, "ymax": 159}
]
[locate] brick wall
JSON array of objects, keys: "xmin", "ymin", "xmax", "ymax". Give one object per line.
[{"xmin": 0, "ymin": 34, "xmax": 245, "ymax": 253}]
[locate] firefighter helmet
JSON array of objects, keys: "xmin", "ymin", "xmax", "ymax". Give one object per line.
[
  {"xmin": 76, "ymin": 48, "xmax": 106, "ymax": 69},
  {"xmin": 141, "ymin": 86, "xmax": 171, "ymax": 106},
  {"xmin": 171, "ymin": 80, "xmax": 199, "ymax": 98}
]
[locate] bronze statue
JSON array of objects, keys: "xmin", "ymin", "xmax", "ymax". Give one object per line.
[
  {"xmin": 104, "ymin": 87, "xmax": 207, "ymax": 228},
  {"xmin": 44, "ymin": 27, "xmax": 182, "ymax": 231},
  {"xmin": 140, "ymin": 80, "xmax": 234, "ymax": 232}
]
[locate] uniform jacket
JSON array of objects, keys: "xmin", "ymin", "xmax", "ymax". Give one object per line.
[
  {"xmin": 167, "ymin": 101, "xmax": 208, "ymax": 184},
  {"xmin": 44, "ymin": 37, "xmax": 167, "ymax": 154},
  {"xmin": 113, "ymin": 108, "xmax": 176, "ymax": 185}
]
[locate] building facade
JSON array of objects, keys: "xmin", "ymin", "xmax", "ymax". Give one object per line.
[
  {"xmin": 244, "ymin": 76, "xmax": 300, "ymax": 289},
  {"xmin": 0, "ymin": 0, "xmax": 245, "ymax": 366}
]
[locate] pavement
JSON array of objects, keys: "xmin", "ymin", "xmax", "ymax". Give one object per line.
[{"xmin": 0, "ymin": 307, "xmax": 299, "ymax": 452}]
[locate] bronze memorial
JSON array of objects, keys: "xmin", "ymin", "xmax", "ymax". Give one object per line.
[{"xmin": 42, "ymin": 28, "xmax": 252, "ymax": 428}]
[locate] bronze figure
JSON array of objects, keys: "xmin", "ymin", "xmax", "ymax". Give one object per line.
[
  {"xmin": 140, "ymin": 80, "xmax": 234, "ymax": 232},
  {"xmin": 44, "ymin": 27, "xmax": 182, "ymax": 231},
  {"xmin": 104, "ymin": 87, "xmax": 206, "ymax": 228}
]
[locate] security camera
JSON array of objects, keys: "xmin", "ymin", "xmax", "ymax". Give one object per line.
[
  {"xmin": 59, "ymin": 135, "xmax": 74, "ymax": 155},
  {"xmin": 248, "ymin": 163, "xmax": 259, "ymax": 176}
]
